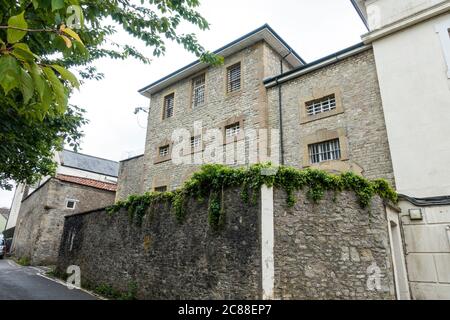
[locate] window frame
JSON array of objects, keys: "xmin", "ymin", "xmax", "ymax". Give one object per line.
[
  {"xmin": 191, "ymin": 73, "xmax": 206, "ymax": 108},
  {"xmin": 302, "ymin": 128, "xmax": 349, "ymax": 168},
  {"xmin": 154, "ymin": 139, "xmax": 173, "ymax": 164},
  {"xmin": 65, "ymin": 199, "xmax": 77, "ymax": 210},
  {"xmin": 162, "ymin": 93, "xmax": 175, "ymax": 120},
  {"xmin": 300, "ymin": 88, "xmax": 344, "ymax": 124},
  {"xmin": 226, "ymin": 62, "xmax": 242, "ymax": 94},
  {"xmin": 308, "ymin": 139, "xmax": 341, "ymax": 164}
]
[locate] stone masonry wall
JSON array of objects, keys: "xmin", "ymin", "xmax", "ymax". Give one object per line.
[
  {"xmin": 57, "ymin": 186, "xmax": 396, "ymax": 300},
  {"xmin": 57, "ymin": 188, "xmax": 262, "ymax": 299},
  {"xmin": 115, "ymin": 155, "xmax": 144, "ymax": 201},
  {"xmin": 267, "ymin": 48, "xmax": 395, "ymax": 185},
  {"xmin": 138, "ymin": 41, "xmax": 291, "ymax": 195},
  {"xmin": 273, "ymin": 189, "xmax": 395, "ymax": 300},
  {"xmin": 13, "ymin": 179, "xmax": 115, "ymax": 265}
]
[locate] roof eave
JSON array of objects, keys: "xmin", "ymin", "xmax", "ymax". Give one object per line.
[{"xmin": 138, "ymin": 24, "xmax": 305, "ymax": 97}]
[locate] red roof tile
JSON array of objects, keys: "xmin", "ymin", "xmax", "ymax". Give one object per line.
[{"xmin": 56, "ymin": 174, "xmax": 117, "ymax": 192}]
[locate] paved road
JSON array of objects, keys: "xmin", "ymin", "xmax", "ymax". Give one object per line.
[{"xmin": 0, "ymin": 258, "xmax": 97, "ymax": 300}]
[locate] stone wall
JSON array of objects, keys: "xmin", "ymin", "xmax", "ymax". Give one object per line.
[
  {"xmin": 13, "ymin": 178, "xmax": 115, "ymax": 265},
  {"xmin": 267, "ymin": 48, "xmax": 395, "ymax": 185},
  {"xmin": 57, "ymin": 188, "xmax": 262, "ymax": 299},
  {"xmin": 273, "ymin": 189, "xmax": 395, "ymax": 300},
  {"xmin": 116, "ymin": 155, "xmax": 144, "ymax": 201},
  {"xmin": 57, "ymin": 187, "xmax": 396, "ymax": 300},
  {"xmin": 138, "ymin": 41, "xmax": 291, "ymax": 196}
]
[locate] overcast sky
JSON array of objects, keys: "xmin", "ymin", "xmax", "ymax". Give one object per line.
[{"xmin": 0, "ymin": 0, "xmax": 366, "ymax": 208}]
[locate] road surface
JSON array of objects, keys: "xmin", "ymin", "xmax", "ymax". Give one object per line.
[{"xmin": 0, "ymin": 258, "xmax": 97, "ymax": 300}]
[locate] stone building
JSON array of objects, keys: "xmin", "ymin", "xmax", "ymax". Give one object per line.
[
  {"xmin": 11, "ymin": 150, "xmax": 119, "ymax": 265},
  {"xmin": 117, "ymin": 24, "xmax": 394, "ymax": 199}
]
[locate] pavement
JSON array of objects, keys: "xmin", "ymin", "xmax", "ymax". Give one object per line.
[{"xmin": 0, "ymin": 258, "xmax": 98, "ymax": 300}]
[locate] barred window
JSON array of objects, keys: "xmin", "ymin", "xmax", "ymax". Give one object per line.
[
  {"xmin": 225, "ymin": 123, "xmax": 240, "ymax": 138},
  {"xmin": 159, "ymin": 145, "xmax": 170, "ymax": 157},
  {"xmin": 163, "ymin": 93, "xmax": 174, "ymax": 119},
  {"xmin": 306, "ymin": 95, "xmax": 336, "ymax": 116},
  {"xmin": 308, "ymin": 139, "xmax": 341, "ymax": 164},
  {"xmin": 155, "ymin": 186, "xmax": 167, "ymax": 192},
  {"xmin": 192, "ymin": 74, "xmax": 205, "ymax": 108},
  {"xmin": 191, "ymin": 136, "xmax": 202, "ymax": 149},
  {"xmin": 227, "ymin": 63, "xmax": 241, "ymax": 93}
]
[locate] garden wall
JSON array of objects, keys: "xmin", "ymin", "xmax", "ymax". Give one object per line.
[{"xmin": 57, "ymin": 187, "xmax": 396, "ymax": 300}]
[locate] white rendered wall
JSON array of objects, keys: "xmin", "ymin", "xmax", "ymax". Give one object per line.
[
  {"xmin": 371, "ymin": 13, "xmax": 450, "ymax": 197},
  {"xmin": 365, "ymin": 0, "xmax": 446, "ymax": 30}
]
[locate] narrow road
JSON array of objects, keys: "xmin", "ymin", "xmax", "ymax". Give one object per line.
[{"xmin": 0, "ymin": 258, "xmax": 97, "ymax": 300}]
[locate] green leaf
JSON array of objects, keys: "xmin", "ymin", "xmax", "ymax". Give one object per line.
[
  {"xmin": 25, "ymin": 63, "xmax": 45, "ymax": 99},
  {"xmin": 0, "ymin": 55, "xmax": 20, "ymax": 94},
  {"xmin": 12, "ymin": 43, "xmax": 38, "ymax": 62},
  {"xmin": 19, "ymin": 68, "xmax": 34, "ymax": 104},
  {"xmin": 32, "ymin": 0, "xmax": 40, "ymax": 9},
  {"xmin": 61, "ymin": 27, "xmax": 83, "ymax": 44},
  {"xmin": 51, "ymin": 0, "xmax": 65, "ymax": 11},
  {"xmin": 51, "ymin": 64, "xmax": 80, "ymax": 89},
  {"xmin": 7, "ymin": 12, "xmax": 28, "ymax": 44},
  {"xmin": 42, "ymin": 66, "xmax": 67, "ymax": 113}
]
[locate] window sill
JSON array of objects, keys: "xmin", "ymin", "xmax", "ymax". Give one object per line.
[{"xmin": 300, "ymin": 109, "xmax": 344, "ymax": 124}]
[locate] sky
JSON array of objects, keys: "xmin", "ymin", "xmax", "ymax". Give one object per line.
[{"xmin": 0, "ymin": 0, "xmax": 367, "ymax": 208}]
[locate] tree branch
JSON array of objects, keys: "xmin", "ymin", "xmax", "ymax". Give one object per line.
[{"xmin": 0, "ymin": 26, "xmax": 56, "ymax": 33}]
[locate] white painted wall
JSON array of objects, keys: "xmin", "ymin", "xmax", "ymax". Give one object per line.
[
  {"xmin": 5, "ymin": 184, "xmax": 25, "ymax": 230},
  {"xmin": 371, "ymin": 13, "xmax": 450, "ymax": 197},
  {"xmin": 365, "ymin": 0, "xmax": 446, "ymax": 30},
  {"xmin": 399, "ymin": 200, "xmax": 450, "ymax": 299}
]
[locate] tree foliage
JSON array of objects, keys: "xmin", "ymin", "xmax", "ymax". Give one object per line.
[{"xmin": 0, "ymin": 0, "xmax": 221, "ymax": 189}]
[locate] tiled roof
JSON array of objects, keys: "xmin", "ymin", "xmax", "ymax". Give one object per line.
[
  {"xmin": 56, "ymin": 174, "xmax": 117, "ymax": 192},
  {"xmin": 60, "ymin": 150, "xmax": 119, "ymax": 177}
]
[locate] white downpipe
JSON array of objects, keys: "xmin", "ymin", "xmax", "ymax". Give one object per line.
[{"xmin": 261, "ymin": 185, "xmax": 275, "ymax": 300}]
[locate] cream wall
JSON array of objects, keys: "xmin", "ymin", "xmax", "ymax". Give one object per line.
[
  {"xmin": 371, "ymin": 13, "xmax": 450, "ymax": 197},
  {"xmin": 365, "ymin": 0, "xmax": 446, "ymax": 30},
  {"xmin": 398, "ymin": 200, "xmax": 450, "ymax": 299}
]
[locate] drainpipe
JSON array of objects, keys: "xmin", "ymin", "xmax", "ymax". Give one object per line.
[{"xmin": 278, "ymin": 51, "xmax": 292, "ymax": 166}]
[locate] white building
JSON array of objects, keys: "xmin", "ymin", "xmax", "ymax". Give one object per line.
[
  {"xmin": 5, "ymin": 150, "xmax": 119, "ymax": 231},
  {"xmin": 352, "ymin": 0, "xmax": 450, "ymax": 300}
]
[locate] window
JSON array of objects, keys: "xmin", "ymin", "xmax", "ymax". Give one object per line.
[
  {"xmin": 163, "ymin": 93, "xmax": 174, "ymax": 119},
  {"xmin": 192, "ymin": 74, "xmax": 205, "ymax": 107},
  {"xmin": 306, "ymin": 95, "xmax": 336, "ymax": 116},
  {"xmin": 225, "ymin": 123, "xmax": 240, "ymax": 138},
  {"xmin": 154, "ymin": 186, "xmax": 167, "ymax": 193},
  {"xmin": 308, "ymin": 139, "xmax": 341, "ymax": 164},
  {"xmin": 159, "ymin": 145, "xmax": 170, "ymax": 157},
  {"xmin": 66, "ymin": 199, "xmax": 76, "ymax": 210},
  {"xmin": 191, "ymin": 136, "xmax": 202, "ymax": 149},
  {"xmin": 227, "ymin": 63, "xmax": 241, "ymax": 93}
]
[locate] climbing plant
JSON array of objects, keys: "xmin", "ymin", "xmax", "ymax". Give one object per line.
[{"xmin": 106, "ymin": 163, "xmax": 398, "ymax": 231}]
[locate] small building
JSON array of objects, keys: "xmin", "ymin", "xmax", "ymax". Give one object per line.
[{"xmin": 11, "ymin": 150, "xmax": 119, "ymax": 265}]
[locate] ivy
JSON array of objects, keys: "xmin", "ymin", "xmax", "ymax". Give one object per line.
[{"xmin": 106, "ymin": 163, "xmax": 398, "ymax": 230}]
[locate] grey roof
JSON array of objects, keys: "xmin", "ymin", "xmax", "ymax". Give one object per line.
[
  {"xmin": 0, "ymin": 208, "xmax": 9, "ymax": 220},
  {"xmin": 60, "ymin": 150, "xmax": 119, "ymax": 177},
  {"xmin": 139, "ymin": 24, "xmax": 306, "ymax": 97}
]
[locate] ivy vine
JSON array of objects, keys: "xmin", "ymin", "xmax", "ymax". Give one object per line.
[{"xmin": 106, "ymin": 163, "xmax": 398, "ymax": 230}]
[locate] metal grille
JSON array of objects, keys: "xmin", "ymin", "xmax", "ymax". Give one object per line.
[
  {"xmin": 227, "ymin": 63, "xmax": 241, "ymax": 93},
  {"xmin": 191, "ymin": 136, "xmax": 202, "ymax": 149},
  {"xmin": 225, "ymin": 123, "xmax": 240, "ymax": 138},
  {"xmin": 308, "ymin": 139, "xmax": 341, "ymax": 164},
  {"xmin": 159, "ymin": 145, "xmax": 170, "ymax": 157},
  {"xmin": 163, "ymin": 94, "xmax": 174, "ymax": 119},
  {"xmin": 306, "ymin": 95, "xmax": 336, "ymax": 116},
  {"xmin": 192, "ymin": 74, "xmax": 205, "ymax": 107}
]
